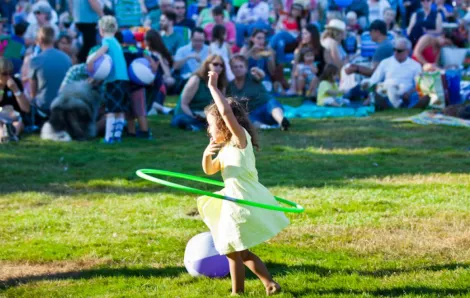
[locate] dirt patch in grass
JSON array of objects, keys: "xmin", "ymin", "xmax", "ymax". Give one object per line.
[
  {"xmin": 0, "ymin": 259, "xmax": 109, "ymax": 284},
  {"xmin": 281, "ymin": 216, "xmax": 470, "ymax": 261}
]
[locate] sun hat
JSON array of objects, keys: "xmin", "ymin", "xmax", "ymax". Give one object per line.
[{"xmin": 326, "ymin": 19, "xmax": 346, "ymax": 31}]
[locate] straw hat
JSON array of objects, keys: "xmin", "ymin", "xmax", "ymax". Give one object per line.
[{"xmin": 325, "ymin": 19, "xmax": 346, "ymax": 31}]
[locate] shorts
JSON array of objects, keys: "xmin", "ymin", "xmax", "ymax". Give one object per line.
[{"xmin": 104, "ymin": 80, "xmax": 130, "ymax": 113}]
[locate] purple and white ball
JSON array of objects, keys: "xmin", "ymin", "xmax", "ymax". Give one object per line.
[
  {"xmin": 184, "ymin": 232, "xmax": 230, "ymax": 278},
  {"xmin": 86, "ymin": 53, "xmax": 113, "ymax": 81},
  {"xmin": 128, "ymin": 58, "xmax": 156, "ymax": 86}
]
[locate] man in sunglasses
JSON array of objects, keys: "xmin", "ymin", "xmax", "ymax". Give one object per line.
[
  {"xmin": 361, "ymin": 37, "xmax": 424, "ymax": 110},
  {"xmin": 24, "ymin": 1, "xmax": 60, "ymax": 46}
]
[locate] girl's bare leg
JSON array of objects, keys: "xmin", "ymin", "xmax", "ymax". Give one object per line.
[
  {"xmin": 226, "ymin": 251, "xmax": 245, "ymax": 295},
  {"xmin": 137, "ymin": 116, "xmax": 148, "ymax": 131},
  {"xmin": 307, "ymin": 77, "xmax": 319, "ymax": 97},
  {"xmin": 296, "ymin": 76, "xmax": 305, "ymax": 95},
  {"xmin": 240, "ymin": 250, "xmax": 281, "ymax": 296}
]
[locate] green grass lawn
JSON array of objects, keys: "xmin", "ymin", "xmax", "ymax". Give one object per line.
[{"xmin": 1, "ymin": 97, "xmax": 470, "ymax": 297}]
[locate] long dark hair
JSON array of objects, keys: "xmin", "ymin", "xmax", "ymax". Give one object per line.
[
  {"xmin": 304, "ymin": 24, "xmax": 323, "ymax": 56},
  {"xmin": 145, "ymin": 29, "xmax": 173, "ymax": 67},
  {"xmin": 204, "ymin": 97, "xmax": 259, "ymax": 150},
  {"xmin": 291, "ymin": 3, "xmax": 304, "ymax": 36},
  {"xmin": 248, "ymin": 29, "xmax": 267, "ymax": 49},
  {"xmin": 212, "ymin": 24, "xmax": 226, "ymax": 46}
]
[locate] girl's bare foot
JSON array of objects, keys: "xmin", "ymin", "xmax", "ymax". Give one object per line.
[{"xmin": 265, "ymin": 281, "xmax": 281, "ymax": 296}]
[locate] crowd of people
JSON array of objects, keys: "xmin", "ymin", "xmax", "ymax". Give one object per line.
[{"xmin": 0, "ymin": 0, "xmax": 469, "ymax": 143}]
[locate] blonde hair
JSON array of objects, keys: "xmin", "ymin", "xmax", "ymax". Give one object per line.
[
  {"xmin": 322, "ymin": 27, "xmax": 343, "ymax": 42},
  {"xmin": 99, "ymin": 16, "xmax": 118, "ymax": 34}
]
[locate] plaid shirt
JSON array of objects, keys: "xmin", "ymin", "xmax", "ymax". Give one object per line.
[{"xmin": 60, "ymin": 63, "xmax": 88, "ymax": 90}]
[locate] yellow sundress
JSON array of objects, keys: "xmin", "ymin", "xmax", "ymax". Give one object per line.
[{"xmin": 197, "ymin": 129, "xmax": 290, "ymax": 255}]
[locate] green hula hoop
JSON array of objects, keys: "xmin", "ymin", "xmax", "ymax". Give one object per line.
[{"xmin": 136, "ymin": 169, "xmax": 304, "ymax": 213}]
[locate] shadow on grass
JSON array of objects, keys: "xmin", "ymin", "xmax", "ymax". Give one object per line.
[
  {"xmin": 266, "ymin": 262, "xmax": 470, "ymax": 278},
  {"xmin": 2, "ymin": 262, "xmax": 469, "ymax": 294},
  {"xmin": 0, "ymin": 266, "xmax": 187, "ymax": 290},
  {"xmin": 307, "ymin": 287, "xmax": 470, "ymax": 296}
]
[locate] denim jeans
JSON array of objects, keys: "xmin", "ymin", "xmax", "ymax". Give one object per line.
[
  {"xmin": 268, "ymin": 30, "xmax": 297, "ymax": 64},
  {"xmin": 235, "ymin": 21, "xmax": 272, "ymax": 48},
  {"xmin": 0, "ymin": 0, "xmax": 16, "ymax": 24},
  {"xmin": 171, "ymin": 113, "xmax": 206, "ymax": 131},
  {"xmin": 249, "ymin": 98, "xmax": 283, "ymax": 125}
]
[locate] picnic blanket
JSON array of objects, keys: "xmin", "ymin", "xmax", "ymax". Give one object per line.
[
  {"xmin": 283, "ymin": 101, "xmax": 375, "ymax": 119},
  {"xmin": 393, "ymin": 111, "xmax": 470, "ymax": 128}
]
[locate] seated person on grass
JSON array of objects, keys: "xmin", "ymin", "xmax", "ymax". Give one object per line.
[{"xmin": 226, "ymin": 55, "xmax": 290, "ymax": 131}]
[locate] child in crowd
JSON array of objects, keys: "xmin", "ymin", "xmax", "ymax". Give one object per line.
[
  {"xmin": 56, "ymin": 34, "xmax": 77, "ymax": 64},
  {"xmin": 144, "ymin": 29, "xmax": 175, "ymax": 115},
  {"xmin": 117, "ymin": 30, "xmax": 155, "ymax": 139},
  {"xmin": 209, "ymin": 24, "xmax": 234, "ymax": 81},
  {"xmin": 87, "ymin": 16, "xmax": 129, "ymax": 144},
  {"xmin": 317, "ymin": 64, "xmax": 350, "ymax": 106},
  {"xmin": 199, "ymin": 70, "xmax": 289, "ymax": 295},
  {"xmin": 293, "ymin": 47, "xmax": 318, "ymax": 97},
  {"xmin": 346, "ymin": 11, "xmax": 361, "ymax": 34}
]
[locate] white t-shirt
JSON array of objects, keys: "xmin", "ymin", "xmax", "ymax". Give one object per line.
[
  {"xmin": 368, "ymin": 56, "xmax": 422, "ymax": 107},
  {"xmin": 236, "ymin": 2, "xmax": 270, "ymax": 24},
  {"xmin": 367, "ymin": 0, "xmax": 391, "ymax": 23}
]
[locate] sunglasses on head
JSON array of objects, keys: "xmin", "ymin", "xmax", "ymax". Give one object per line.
[
  {"xmin": 211, "ymin": 62, "xmax": 224, "ymax": 67},
  {"xmin": 394, "ymin": 48, "xmax": 406, "ymax": 53}
]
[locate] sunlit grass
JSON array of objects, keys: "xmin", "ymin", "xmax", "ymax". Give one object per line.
[{"xmin": 1, "ymin": 97, "xmax": 470, "ymax": 297}]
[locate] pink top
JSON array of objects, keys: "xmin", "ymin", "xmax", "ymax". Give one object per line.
[{"xmin": 204, "ymin": 21, "xmax": 236, "ymax": 44}]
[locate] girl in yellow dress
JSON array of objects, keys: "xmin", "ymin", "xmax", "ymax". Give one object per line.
[{"xmin": 198, "ymin": 71, "xmax": 290, "ymax": 296}]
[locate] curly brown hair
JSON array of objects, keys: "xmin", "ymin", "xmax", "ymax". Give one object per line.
[
  {"xmin": 195, "ymin": 55, "xmax": 228, "ymax": 90},
  {"xmin": 204, "ymin": 97, "xmax": 260, "ymax": 150}
]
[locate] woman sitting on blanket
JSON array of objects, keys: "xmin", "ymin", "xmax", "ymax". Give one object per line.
[{"xmin": 226, "ymin": 55, "xmax": 290, "ymax": 131}]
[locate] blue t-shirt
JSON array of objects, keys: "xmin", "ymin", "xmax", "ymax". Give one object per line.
[
  {"xmin": 102, "ymin": 37, "xmax": 129, "ymax": 82},
  {"xmin": 73, "ymin": 0, "xmax": 99, "ymax": 23},
  {"xmin": 29, "ymin": 48, "xmax": 72, "ymax": 112},
  {"xmin": 145, "ymin": 0, "xmax": 159, "ymax": 9}
]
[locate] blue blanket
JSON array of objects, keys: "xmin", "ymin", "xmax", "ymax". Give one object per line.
[{"xmin": 283, "ymin": 102, "xmax": 375, "ymax": 119}]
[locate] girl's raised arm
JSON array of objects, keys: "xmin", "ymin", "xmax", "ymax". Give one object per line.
[{"xmin": 207, "ymin": 71, "xmax": 247, "ymax": 148}]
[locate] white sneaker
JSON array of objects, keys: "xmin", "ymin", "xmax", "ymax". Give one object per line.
[
  {"xmin": 147, "ymin": 108, "xmax": 157, "ymax": 116},
  {"xmin": 259, "ymin": 124, "xmax": 280, "ymax": 130}
]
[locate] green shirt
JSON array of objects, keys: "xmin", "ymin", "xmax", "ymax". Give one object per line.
[
  {"xmin": 233, "ymin": 0, "xmax": 248, "ymax": 8},
  {"xmin": 226, "ymin": 74, "xmax": 270, "ymax": 112},
  {"xmin": 175, "ymin": 77, "xmax": 213, "ymax": 115},
  {"xmin": 199, "ymin": 8, "xmax": 230, "ymax": 28},
  {"xmin": 162, "ymin": 32, "xmax": 184, "ymax": 56}
]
